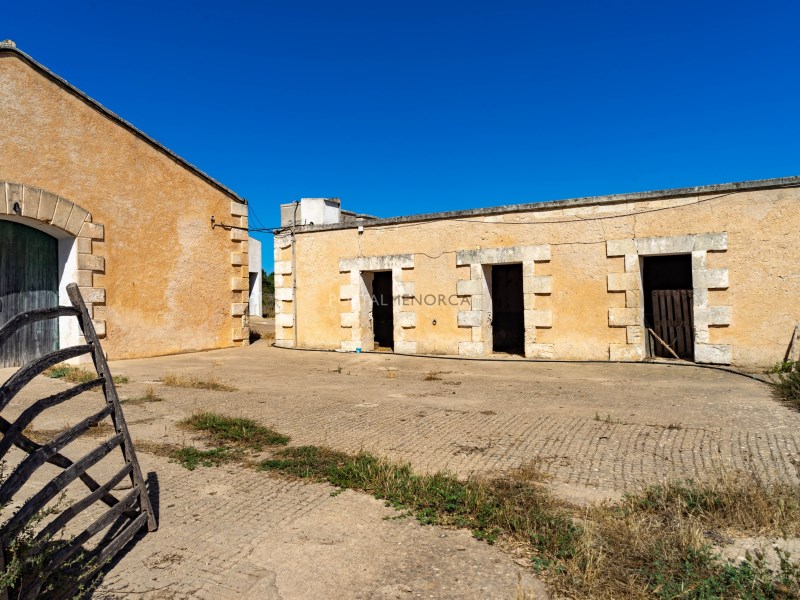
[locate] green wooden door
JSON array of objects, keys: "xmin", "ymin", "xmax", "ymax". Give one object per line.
[{"xmin": 0, "ymin": 220, "xmax": 59, "ymax": 367}]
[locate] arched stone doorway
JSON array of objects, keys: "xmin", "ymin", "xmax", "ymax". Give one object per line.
[{"xmin": 1, "ymin": 182, "xmax": 106, "ymax": 367}]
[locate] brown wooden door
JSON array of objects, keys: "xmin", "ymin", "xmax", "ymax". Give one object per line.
[
  {"xmin": 651, "ymin": 289, "xmax": 694, "ymax": 360},
  {"xmin": 0, "ymin": 220, "xmax": 59, "ymax": 367}
]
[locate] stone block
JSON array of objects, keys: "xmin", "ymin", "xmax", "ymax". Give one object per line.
[
  {"xmin": 470, "ymin": 264, "xmax": 483, "ymax": 279},
  {"xmin": 51, "ymin": 198, "xmax": 73, "ymax": 229},
  {"xmin": 231, "ymin": 277, "xmax": 248, "ymax": 291},
  {"xmin": 457, "ymin": 310, "xmax": 482, "ymax": 327},
  {"xmin": 232, "ymin": 327, "xmax": 249, "ymax": 341},
  {"xmin": 471, "ymin": 326, "xmax": 483, "ymax": 342},
  {"xmin": 37, "ymin": 191, "xmax": 58, "ymax": 221},
  {"xmin": 523, "ymin": 275, "xmax": 552, "ymax": 294},
  {"xmin": 625, "ymin": 290, "xmax": 641, "ymax": 308},
  {"xmin": 692, "ymin": 232, "xmax": 727, "ymax": 252},
  {"xmin": 525, "ymin": 309, "xmax": 552, "ymax": 328},
  {"xmin": 526, "ymin": 343, "xmax": 554, "ymax": 359},
  {"xmin": 65, "ymin": 205, "xmax": 89, "ymax": 236},
  {"xmin": 274, "ymin": 260, "xmax": 292, "ymax": 275},
  {"xmin": 694, "ymin": 344, "xmax": 732, "ymax": 365},
  {"xmin": 276, "ymin": 313, "xmax": 294, "ymax": 327},
  {"xmin": 76, "ymin": 270, "xmax": 93, "ymax": 287},
  {"xmin": 607, "ymin": 272, "xmax": 638, "ymax": 292},
  {"xmin": 275, "ymin": 287, "xmax": 293, "ymax": 301},
  {"xmin": 231, "ymin": 252, "xmax": 246, "ymax": 266},
  {"xmin": 92, "ymin": 320, "xmax": 106, "ymax": 337},
  {"xmin": 79, "ymin": 287, "xmax": 105, "ymax": 303},
  {"xmin": 694, "ymin": 269, "xmax": 729, "ymax": 290},
  {"xmin": 340, "ymin": 312, "xmax": 357, "ymax": 328},
  {"xmin": 609, "ymin": 344, "xmax": 643, "ymax": 361},
  {"xmin": 608, "ymin": 307, "xmax": 639, "ymax": 327},
  {"xmin": 78, "ymin": 253, "xmax": 104, "ymax": 272},
  {"xmin": 458, "ymin": 341, "xmax": 485, "ymax": 356},
  {"xmin": 231, "ymin": 201, "xmax": 248, "ymax": 217},
  {"xmin": 275, "ymin": 339, "xmax": 296, "ymax": 348},
  {"xmin": 626, "ymin": 325, "xmax": 642, "ymax": 345},
  {"xmin": 691, "ymin": 251, "xmax": 706, "ymax": 270},
  {"xmin": 523, "ymin": 293, "xmax": 536, "ymax": 310},
  {"xmin": 471, "ymin": 294, "xmax": 484, "ymax": 310},
  {"xmin": 339, "ymin": 285, "xmax": 354, "ymax": 300},
  {"xmin": 395, "ymin": 281, "xmax": 415, "ymax": 297},
  {"xmin": 6, "ymin": 183, "xmax": 22, "ymax": 213},
  {"xmin": 636, "ymin": 235, "xmax": 694, "ymax": 256},
  {"xmin": 456, "ymin": 279, "xmax": 482, "ymax": 296},
  {"xmin": 606, "ymin": 238, "xmax": 636, "ymax": 257},
  {"xmin": 397, "ymin": 311, "xmax": 416, "ymax": 328},
  {"xmin": 21, "ymin": 187, "xmax": 40, "ymax": 218},
  {"xmin": 79, "ymin": 221, "xmax": 104, "ymax": 240},
  {"xmin": 0, "ymin": 183, "xmax": 6, "ymax": 214},
  {"xmin": 394, "ymin": 341, "xmax": 417, "ymax": 354},
  {"xmin": 231, "ymin": 303, "xmax": 248, "ymax": 317},
  {"xmin": 76, "ymin": 237, "xmax": 92, "ymax": 254},
  {"xmin": 694, "ymin": 306, "xmax": 731, "ymax": 327},
  {"xmin": 230, "ymin": 228, "xmax": 248, "ymax": 241},
  {"xmin": 624, "ymin": 254, "xmax": 640, "ymax": 272},
  {"xmin": 521, "ymin": 245, "xmax": 551, "ymax": 262},
  {"xmin": 340, "ymin": 340, "xmax": 359, "ymax": 352}
]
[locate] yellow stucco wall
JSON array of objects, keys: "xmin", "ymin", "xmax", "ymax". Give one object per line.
[
  {"xmin": 279, "ymin": 185, "xmax": 799, "ymax": 369},
  {"xmin": 0, "ymin": 53, "xmax": 248, "ymax": 359}
]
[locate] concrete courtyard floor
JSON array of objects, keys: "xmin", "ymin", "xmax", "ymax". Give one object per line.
[{"xmin": 4, "ymin": 341, "xmax": 800, "ymax": 598}]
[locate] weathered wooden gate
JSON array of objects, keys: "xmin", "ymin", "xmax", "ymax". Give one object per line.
[
  {"xmin": 0, "ymin": 283, "xmax": 156, "ymax": 599},
  {"xmin": 0, "ymin": 221, "xmax": 59, "ymax": 368},
  {"xmin": 650, "ymin": 289, "xmax": 694, "ymax": 360}
]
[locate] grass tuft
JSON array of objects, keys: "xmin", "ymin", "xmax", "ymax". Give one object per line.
[
  {"xmin": 162, "ymin": 372, "xmax": 237, "ymax": 392},
  {"xmin": 121, "ymin": 385, "xmax": 164, "ymax": 405},
  {"xmin": 169, "ymin": 446, "xmax": 239, "ymax": 470},
  {"xmin": 181, "ymin": 412, "xmax": 289, "ymax": 450},
  {"xmin": 776, "ymin": 366, "xmax": 800, "ymax": 408},
  {"xmin": 423, "ymin": 370, "xmax": 443, "ymax": 381},
  {"xmin": 258, "ymin": 445, "xmax": 800, "ymax": 599},
  {"xmin": 44, "ymin": 364, "xmax": 128, "ymax": 385}
]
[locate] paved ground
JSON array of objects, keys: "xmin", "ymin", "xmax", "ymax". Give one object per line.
[{"xmin": 3, "ymin": 342, "xmax": 799, "ymax": 598}]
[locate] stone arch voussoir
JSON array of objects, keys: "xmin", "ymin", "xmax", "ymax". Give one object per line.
[{"xmin": 0, "ymin": 181, "xmax": 107, "ymax": 338}]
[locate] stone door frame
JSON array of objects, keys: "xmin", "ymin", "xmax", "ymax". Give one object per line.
[
  {"xmin": 606, "ymin": 232, "xmax": 732, "ymax": 364},
  {"xmin": 338, "ymin": 254, "xmax": 417, "ymax": 353},
  {"xmin": 1, "ymin": 182, "xmax": 106, "ymax": 357},
  {"xmin": 455, "ymin": 245, "xmax": 553, "ymax": 358}
]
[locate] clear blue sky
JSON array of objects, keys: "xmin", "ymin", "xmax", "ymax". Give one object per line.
[{"xmin": 5, "ymin": 1, "xmax": 800, "ymax": 271}]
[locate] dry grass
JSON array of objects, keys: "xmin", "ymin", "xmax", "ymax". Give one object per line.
[
  {"xmin": 386, "ymin": 370, "xmax": 398, "ymax": 379},
  {"xmin": 44, "ymin": 364, "xmax": 128, "ymax": 385},
  {"xmin": 121, "ymin": 386, "xmax": 164, "ymax": 405},
  {"xmin": 260, "ymin": 445, "xmax": 800, "ymax": 599},
  {"xmin": 161, "ymin": 372, "xmax": 237, "ymax": 392},
  {"xmin": 423, "ymin": 370, "xmax": 443, "ymax": 381}
]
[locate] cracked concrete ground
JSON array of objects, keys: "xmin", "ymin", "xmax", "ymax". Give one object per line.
[{"xmin": 3, "ymin": 341, "xmax": 799, "ymax": 598}]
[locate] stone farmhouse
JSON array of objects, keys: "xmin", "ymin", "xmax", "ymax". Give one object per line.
[
  {"xmin": 0, "ymin": 42, "xmax": 258, "ymax": 367},
  {"xmin": 276, "ymin": 178, "xmax": 799, "ymax": 369}
]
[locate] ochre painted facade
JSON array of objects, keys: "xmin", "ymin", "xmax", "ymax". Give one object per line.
[
  {"xmin": 276, "ymin": 180, "xmax": 800, "ymax": 369},
  {"xmin": 0, "ymin": 46, "xmax": 249, "ymax": 360}
]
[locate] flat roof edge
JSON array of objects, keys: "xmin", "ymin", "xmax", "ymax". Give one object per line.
[
  {"xmin": 0, "ymin": 45, "xmax": 247, "ymax": 204},
  {"xmin": 291, "ymin": 175, "xmax": 800, "ymax": 233}
]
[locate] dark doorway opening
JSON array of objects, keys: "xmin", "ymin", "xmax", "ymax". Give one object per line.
[
  {"xmin": 371, "ymin": 271, "xmax": 394, "ymax": 350},
  {"xmin": 0, "ymin": 220, "xmax": 59, "ymax": 367},
  {"xmin": 642, "ymin": 254, "xmax": 694, "ymax": 360},
  {"xmin": 491, "ymin": 264, "xmax": 524, "ymax": 355}
]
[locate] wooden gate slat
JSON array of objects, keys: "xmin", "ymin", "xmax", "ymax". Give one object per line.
[
  {"xmin": 0, "ymin": 434, "xmax": 123, "ymax": 545},
  {"xmin": 0, "ymin": 344, "xmax": 93, "ymax": 411},
  {"xmin": 650, "ymin": 289, "xmax": 695, "ymax": 360},
  {"xmin": 0, "ymin": 378, "xmax": 104, "ymax": 459},
  {"xmin": 0, "ymin": 284, "xmax": 156, "ymax": 597},
  {"xmin": 33, "ymin": 463, "xmax": 134, "ymax": 546},
  {"xmin": 0, "ymin": 307, "xmax": 79, "ymax": 348},
  {"xmin": 0, "ymin": 405, "xmax": 114, "ymax": 506}
]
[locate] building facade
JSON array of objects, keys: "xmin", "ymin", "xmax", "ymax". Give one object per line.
[
  {"xmin": 0, "ymin": 42, "xmax": 254, "ymax": 366},
  {"xmin": 276, "ymin": 179, "xmax": 800, "ymax": 369}
]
